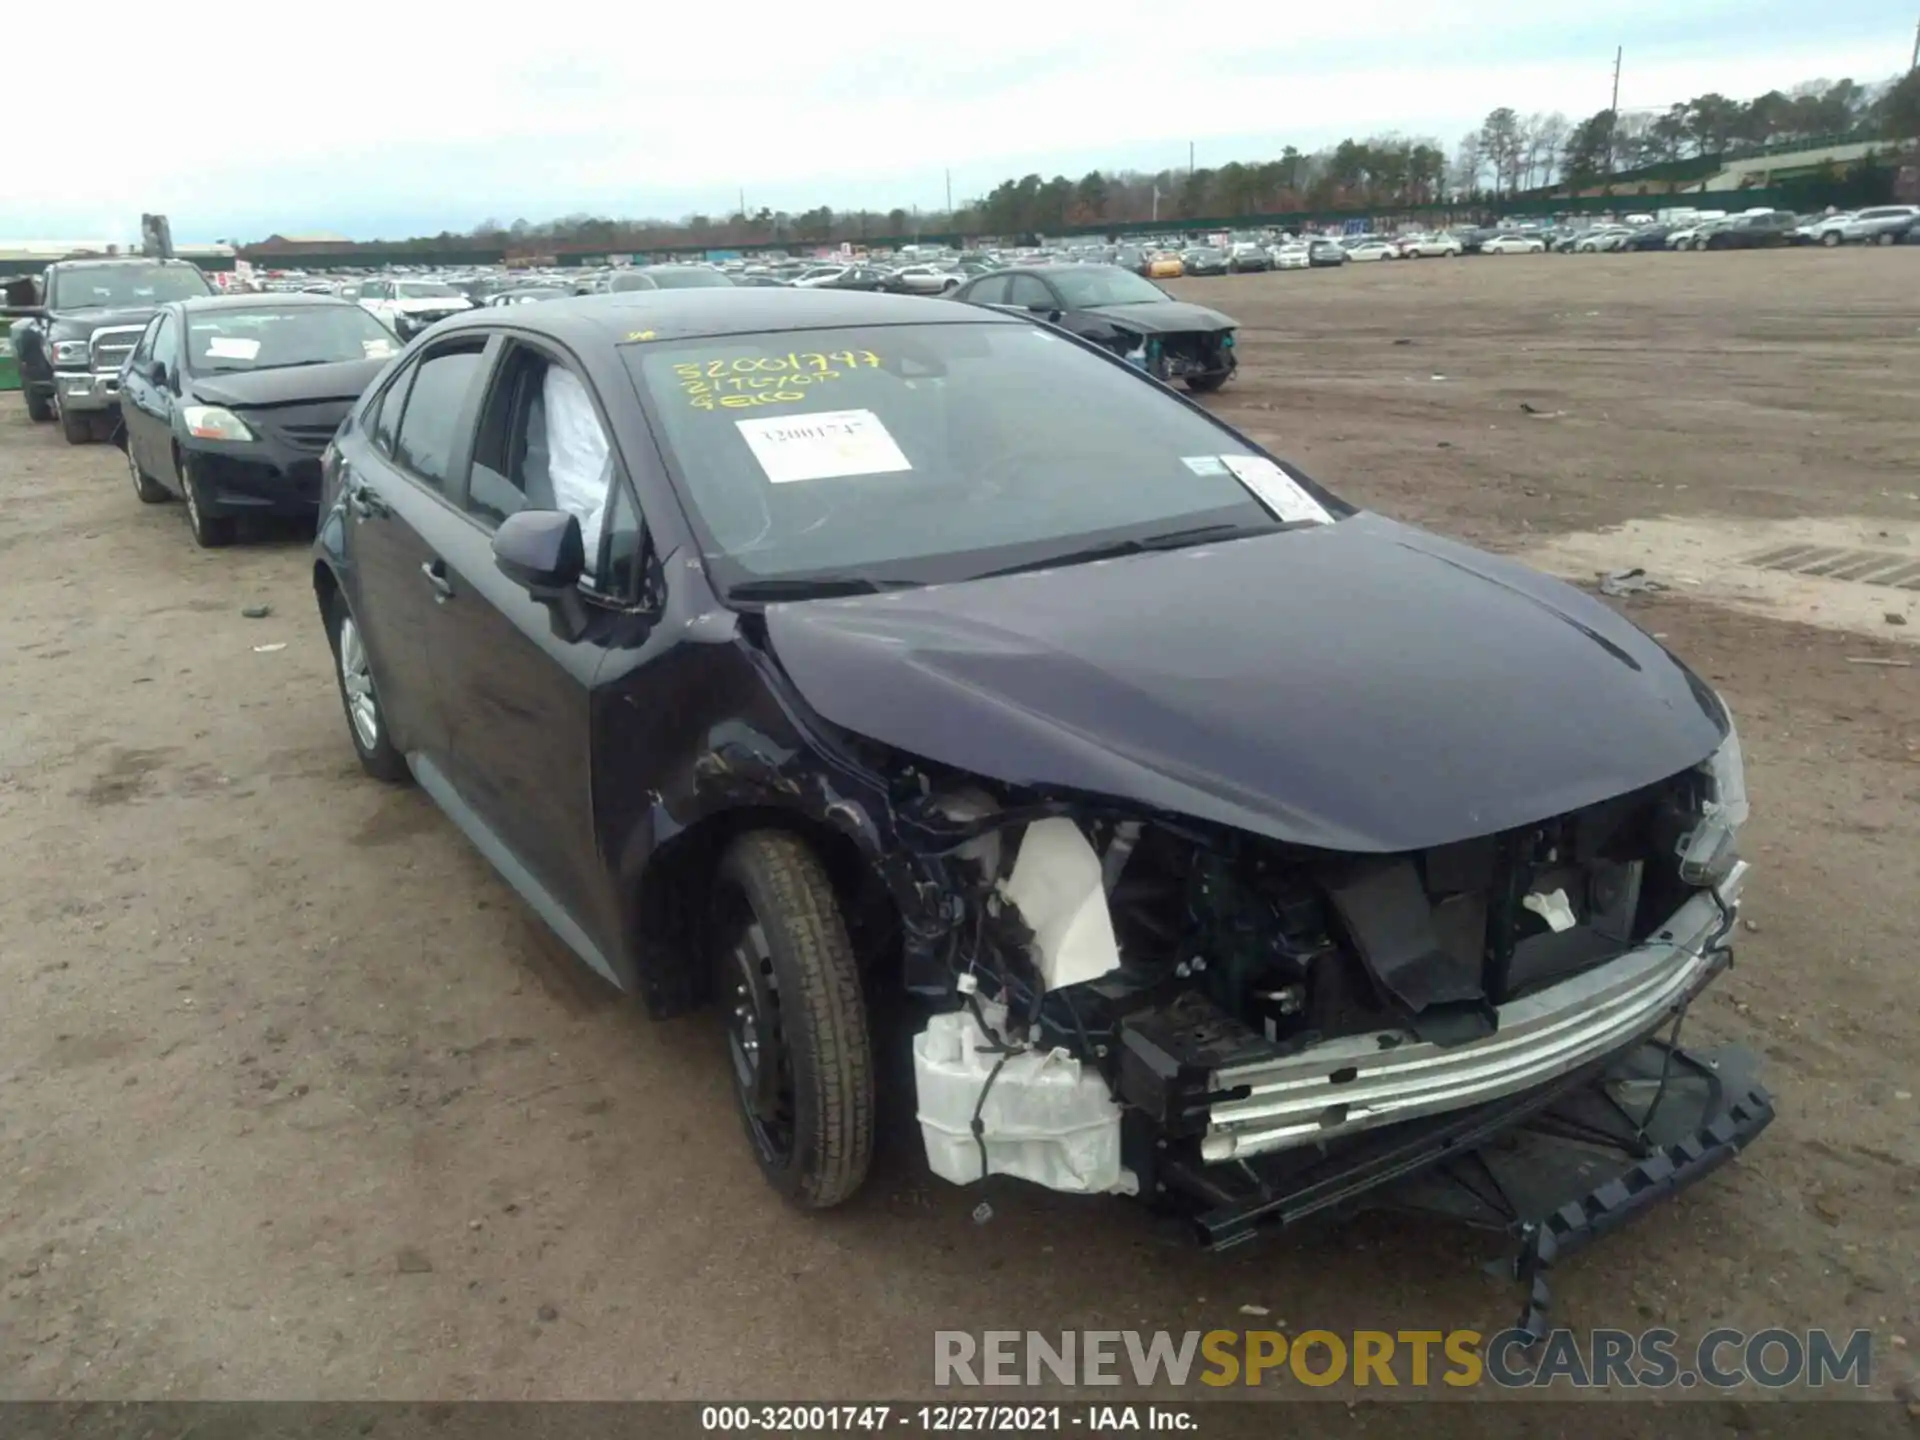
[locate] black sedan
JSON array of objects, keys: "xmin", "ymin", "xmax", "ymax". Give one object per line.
[
  {"xmin": 1179, "ymin": 246, "xmax": 1231, "ymax": 276},
  {"xmin": 1620, "ymin": 224, "xmax": 1675, "ymax": 252},
  {"xmin": 950, "ymin": 264, "xmax": 1237, "ymax": 391},
  {"xmin": 310, "ymin": 288, "xmax": 1765, "ymax": 1283},
  {"xmin": 119, "ymin": 294, "xmax": 401, "ymax": 547}
]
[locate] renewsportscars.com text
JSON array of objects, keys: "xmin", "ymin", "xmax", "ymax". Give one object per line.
[{"xmin": 933, "ymin": 1328, "xmax": 1874, "ymax": 1390}]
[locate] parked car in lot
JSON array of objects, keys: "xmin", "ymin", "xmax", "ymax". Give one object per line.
[
  {"xmin": 358, "ymin": 279, "xmax": 474, "ymax": 340},
  {"xmin": 1226, "ymin": 242, "xmax": 1271, "ymax": 273},
  {"xmin": 1306, "ymin": 239, "xmax": 1348, "ymax": 267},
  {"xmin": 793, "ymin": 264, "xmax": 894, "ymax": 291},
  {"xmin": 1345, "ymin": 238, "xmax": 1399, "ymax": 262},
  {"xmin": 1396, "ymin": 233, "xmax": 1463, "ymax": 258},
  {"xmin": 882, "ymin": 263, "xmax": 965, "ymax": 295},
  {"xmin": 1619, "ymin": 224, "xmax": 1676, "ymax": 252},
  {"xmin": 1572, "ymin": 227, "xmax": 1634, "ymax": 253},
  {"xmin": 951, "ymin": 264, "xmax": 1236, "ymax": 391},
  {"xmin": 486, "ymin": 286, "xmax": 572, "ymax": 307},
  {"xmin": 1799, "ymin": 206, "xmax": 1920, "ymax": 246},
  {"xmin": 119, "ymin": 294, "xmax": 401, "ymax": 547},
  {"xmin": 1668, "ymin": 219, "xmax": 1732, "ymax": 251},
  {"xmin": 1480, "ymin": 232, "xmax": 1546, "ymax": 255},
  {"xmin": 6, "ymin": 257, "xmax": 214, "ymax": 443},
  {"xmin": 1702, "ymin": 211, "xmax": 1797, "ymax": 250},
  {"xmin": 1180, "ymin": 247, "xmax": 1231, "ymax": 277},
  {"xmin": 1271, "ymin": 243, "xmax": 1311, "ymax": 270},
  {"xmin": 307, "ymin": 287, "xmax": 1768, "ymax": 1269},
  {"xmin": 1146, "ymin": 251, "xmax": 1185, "ymax": 279}
]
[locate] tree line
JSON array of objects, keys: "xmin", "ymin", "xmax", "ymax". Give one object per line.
[{"xmin": 340, "ymin": 69, "xmax": 1919, "ymax": 254}]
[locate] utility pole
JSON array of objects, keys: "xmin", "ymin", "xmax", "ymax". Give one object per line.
[
  {"xmin": 945, "ymin": 169, "xmax": 952, "ymax": 215},
  {"xmin": 1188, "ymin": 141, "xmax": 1195, "ymax": 177},
  {"xmin": 1607, "ymin": 46, "xmax": 1623, "ymax": 174},
  {"xmin": 1910, "ymin": 13, "xmax": 1918, "ymax": 69},
  {"xmin": 738, "ymin": 187, "xmax": 746, "ymax": 221}
]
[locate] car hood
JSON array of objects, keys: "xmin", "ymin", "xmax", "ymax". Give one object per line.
[
  {"xmin": 48, "ymin": 306, "xmax": 158, "ymax": 339},
  {"xmin": 189, "ymin": 358, "xmax": 388, "ymax": 409},
  {"xmin": 763, "ymin": 512, "xmax": 1728, "ymax": 853},
  {"xmin": 1079, "ymin": 301, "xmax": 1236, "ymax": 335}
]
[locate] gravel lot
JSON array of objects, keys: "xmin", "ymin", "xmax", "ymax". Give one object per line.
[{"xmin": 2, "ymin": 250, "xmax": 1916, "ymax": 1401}]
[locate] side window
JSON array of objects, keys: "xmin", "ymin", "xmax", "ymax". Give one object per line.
[
  {"xmin": 149, "ymin": 313, "xmax": 179, "ymax": 376},
  {"xmin": 130, "ymin": 314, "xmax": 162, "ymax": 365},
  {"xmin": 1005, "ymin": 275, "xmax": 1053, "ymax": 310},
  {"xmin": 599, "ymin": 476, "xmax": 649, "ymax": 600},
  {"xmin": 393, "ymin": 345, "xmax": 486, "ymax": 491},
  {"xmin": 468, "ymin": 344, "xmax": 616, "ymax": 578},
  {"xmin": 968, "ymin": 275, "xmax": 1011, "ymax": 305},
  {"xmin": 368, "ymin": 361, "xmax": 416, "ymax": 458},
  {"xmin": 363, "ymin": 281, "xmax": 387, "ymax": 301}
]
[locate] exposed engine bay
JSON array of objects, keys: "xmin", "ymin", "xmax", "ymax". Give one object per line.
[
  {"xmin": 1112, "ymin": 329, "xmax": 1234, "ymax": 382},
  {"xmin": 896, "ymin": 737, "xmax": 1750, "ymax": 1225}
]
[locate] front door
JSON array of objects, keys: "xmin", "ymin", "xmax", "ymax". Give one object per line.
[
  {"xmin": 338, "ymin": 336, "xmax": 490, "ymax": 768},
  {"xmin": 120, "ymin": 311, "xmax": 175, "ymax": 482},
  {"xmin": 428, "ymin": 338, "xmax": 616, "ymax": 963}
]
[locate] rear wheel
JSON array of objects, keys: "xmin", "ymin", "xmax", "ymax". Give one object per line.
[
  {"xmin": 23, "ymin": 385, "xmax": 53, "ymax": 422},
  {"xmin": 327, "ymin": 594, "xmax": 410, "ymax": 782},
  {"xmin": 1821, "ymin": 231, "xmax": 1841, "ymax": 247},
  {"xmin": 1185, "ymin": 373, "xmax": 1229, "ymax": 393},
  {"xmin": 1876, "ymin": 231, "xmax": 1895, "ymax": 247},
  {"xmin": 714, "ymin": 830, "xmax": 873, "ymax": 1209}
]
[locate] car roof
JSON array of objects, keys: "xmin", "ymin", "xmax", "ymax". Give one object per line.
[
  {"xmin": 434, "ymin": 288, "xmax": 1020, "ymax": 345},
  {"xmin": 176, "ymin": 293, "xmax": 358, "ymax": 312},
  {"xmin": 55, "ymin": 256, "xmax": 202, "ymax": 269}
]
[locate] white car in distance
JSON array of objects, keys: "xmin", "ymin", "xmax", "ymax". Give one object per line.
[{"xmin": 1481, "ymin": 233, "xmax": 1547, "ymax": 255}]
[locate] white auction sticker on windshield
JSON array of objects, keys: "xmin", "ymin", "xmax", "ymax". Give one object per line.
[
  {"xmin": 206, "ymin": 336, "xmax": 261, "ymax": 360},
  {"xmin": 1222, "ymin": 454, "xmax": 1332, "ymax": 525},
  {"xmin": 363, "ymin": 338, "xmax": 396, "ymax": 358},
  {"xmin": 735, "ymin": 408, "xmax": 912, "ymax": 484},
  {"xmin": 1181, "ymin": 455, "xmax": 1229, "ymax": 476}
]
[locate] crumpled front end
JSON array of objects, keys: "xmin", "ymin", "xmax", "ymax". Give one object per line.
[{"xmin": 883, "ymin": 719, "xmax": 1761, "ymax": 1253}]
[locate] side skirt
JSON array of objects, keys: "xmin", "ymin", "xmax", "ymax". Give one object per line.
[{"xmin": 409, "ymin": 752, "xmax": 625, "ymax": 991}]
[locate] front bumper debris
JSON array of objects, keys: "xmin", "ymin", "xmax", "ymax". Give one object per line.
[{"xmin": 1195, "ymin": 863, "xmax": 1746, "ymax": 1160}]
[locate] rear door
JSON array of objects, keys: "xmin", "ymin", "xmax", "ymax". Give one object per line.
[
  {"xmin": 337, "ymin": 335, "xmax": 491, "ymax": 767},
  {"xmin": 426, "ymin": 333, "xmax": 627, "ymax": 969}
]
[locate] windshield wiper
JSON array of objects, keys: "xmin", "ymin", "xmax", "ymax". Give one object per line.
[
  {"xmin": 972, "ymin": 520, "xmax": 1299, "ymax": 580},
  {"xmin": 726, "ymin": 574, "xmax": 918, "ymax": 602}
]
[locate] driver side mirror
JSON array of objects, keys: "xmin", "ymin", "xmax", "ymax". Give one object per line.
[
  {"xmin": 149, "ymin": 361, "xmax": 169, "ymax": 388},
  {"xmin": 494, "ymin": 509, "xmax": 590, "ymax": 641}
]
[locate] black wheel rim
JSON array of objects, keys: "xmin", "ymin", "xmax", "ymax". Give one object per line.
[{"xmin": 717, "ymin": 891, "xmax": 797, "ymax": 1166}]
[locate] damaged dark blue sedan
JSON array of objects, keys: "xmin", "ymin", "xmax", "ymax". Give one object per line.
[{"xmin": 311, "ymin": 289, "xmax": 1767, "ymax": 1326}]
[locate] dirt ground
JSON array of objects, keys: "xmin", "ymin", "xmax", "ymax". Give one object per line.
[{"xmin": 2, "ymin": 251, "xmax": 1916, "ymax": 1402}]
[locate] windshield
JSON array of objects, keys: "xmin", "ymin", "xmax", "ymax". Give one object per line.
[
  {"xmin": 396, "ymin": 282, "xmax": 459, "ymax": 299},
  {"xmin": 51, "ymin": 264, "xmax": 211, "ymax": 310},
  {"xmin": 1047, "ymin": 269, "xmax": 1169, "ymax": 307},
  {"xmin": 185, "ymin": 306, "xmax": 401, "ymax": 374},
  {"xmin": 625, "ymin": 322, "xmax": 1337, "ymax": 593},
  {"xmin": 1184, "ymin": 248, "xmax": 1224, "ymax": 260}
]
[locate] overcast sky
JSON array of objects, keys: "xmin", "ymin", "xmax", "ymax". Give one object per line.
[{"xmin": 11, "ymin": 0, "xmax": 1913, "ymax": 242}]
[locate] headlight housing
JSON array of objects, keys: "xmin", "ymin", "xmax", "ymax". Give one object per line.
[
  {"xmin": 52, "ymin": 339, "xmax": 92, "ymax": 366},
  {"xmin": 1677, "ymin": 716, "xmax": 1749, "ymax": 887},
  {"xmin": 182, "ymin": 405, "xmax": 256, "ymax": 442}
]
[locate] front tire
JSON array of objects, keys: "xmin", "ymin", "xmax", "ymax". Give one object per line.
[
  {"xmin": 179, "ymin": 456, "xmax": 236, "ymax": 548},
  {"xmin": 327, "ymin": 593, "xmax": 411, "ymax": 783},
  {"xmin": 1821, "ymin": 231, "xmax": 1840, "ymax": 247},
  {"xmin": 126, "ymin": 443, "xmax": 170, "ymax": 504},
  {"xmin": 1185, "ymin": 373, "xmax": 1229, "ymax": 393},
  {"xmin": 60, "ymin": 404, "xmax": 93, "ymax": 445},
  {"xmin": 714, "ymin": 831, "xmax": 873, "ymax": 1210}
]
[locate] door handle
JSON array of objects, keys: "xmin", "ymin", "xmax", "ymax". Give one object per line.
[
  {"xmin": 421, "ymin": 559, "xmax": 455, "ymax": 601},
  {"xmin": 347, "ymin": 483, "xmax": 388, "ymax": 519}
]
